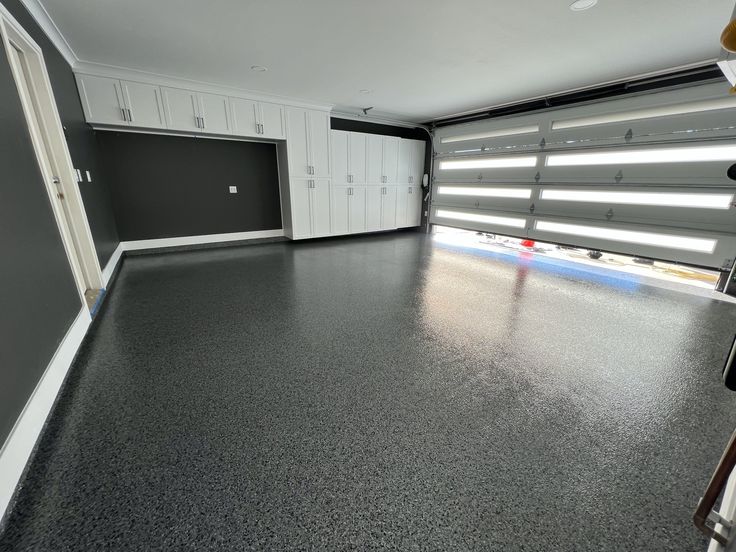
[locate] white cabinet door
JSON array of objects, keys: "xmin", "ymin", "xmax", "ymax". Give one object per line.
[
  {"xmin": 332, "ymin": 186, "xmax": 350, "ymax": 235},
  {"xmin": 411, "ymin": 140, "xmax": 426, "ymax": 184},
  {"xmin": 397, "ymin": 139, "xmax": 412, "ymax": 184},
  {"xmin": 121, "ymin": 81, "xmax": 165, "ymax": 129},
  {"xmin": 162, "ymin": 87, "xmax": 200, "ymax": 132},
  {"xmin": 350, "ymin": 186, "xmax": 367, "ymax": 233},
  {"xmin": 259, "ymin": 102, "xmax": 285, "ymax": 139},
  {"xmin": 309, "ymin": 110, "xmax": 331, "ymax": 177},
  {"xmin": 381, "ymin": 186, "xmax": 397, "ymax": 229},
  {"xmin": 366, "ymin": 186, "xmax": 382, "ymax": 231},
  {"xmin": 395, "ymin": 185, "xmax": 410, "ymax": 228},
  {"xmin": 366, "ymin": 134, "xmax": 383, "ymax": 184},
  {"xmin": 286, "ymin": 107, "xmax": 311, "ymax": 178},
  {"xmin": 230, "ymin": 97, "xmax": 259, "ymax": 137},
  {"xmin": 311, "ymin": 179, "xmax": 332, "ymax": 236},
  {"xmin": 349, "ymin": 132, "xmax": 367, "ymax": 184},
  {"xmin": 407, "ymin": 185, "xmax": 422, "ymax": 227},
  {"xmin": 290, "ymin": 178, "xmax": 312, "ymax": 239},
  {"xmin": 198, "ymin": 92, "xmax": 231, "ymax": 134},
  {"xmin": 331, "ymin": 130, "xmax": 349, "ymax": 185},
  {"xmin": 76, "ymin": 74, "xmax": 128, "ymax": 125},
  {"xmin": 382, "ymin": 137, "xmax": 399, "ymax": 184}
]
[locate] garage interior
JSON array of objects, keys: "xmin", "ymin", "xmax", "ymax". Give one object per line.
[{"xmin": 3, "ymin": 0, "xmax": 736, "ymax": 550}]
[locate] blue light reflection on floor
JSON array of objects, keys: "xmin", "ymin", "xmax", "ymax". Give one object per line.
[{"xmin": 435, "ymin": 240, "xmax": 641, "ymax": 292}]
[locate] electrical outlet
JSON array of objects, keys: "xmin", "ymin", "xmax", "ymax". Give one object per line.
[
  {"xmin": 86, "ymin": 170, "xmax": 92, "ymax": 182},
  {"xmin": 229, "ymin": 186, "xmax": 238, "ymax": 194}
]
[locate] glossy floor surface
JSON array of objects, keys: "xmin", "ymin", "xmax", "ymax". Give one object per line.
[{"xmin": 2, "ymin": 233, "xmax": 736, "ymax": 551}]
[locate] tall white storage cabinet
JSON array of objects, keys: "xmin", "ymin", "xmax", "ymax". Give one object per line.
[
  {"xmin": 396, "ymin": 139, "xmax": 426, "ymax": 228},
  {"xmin": 281, "ymin": 107, "xmax": 332, "ymax": 239}
]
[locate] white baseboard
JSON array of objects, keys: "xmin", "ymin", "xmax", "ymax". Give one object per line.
[
  {"xmin": 0, "ymin": 228, "xmax": 284, "ymax": 522},
  {"xmin": 121, "ymin": 229, "xmax": 285, "ymax": 251},
  {"xmin": 0, "ymin": 307, "xmax": 91, "ymax": 522},
  {"xmin": 101, "ymin": 243, "xmax": 124, "ymax": 288}
]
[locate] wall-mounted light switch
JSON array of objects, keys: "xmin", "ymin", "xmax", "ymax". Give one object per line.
[
  {"xmin": 75, "ymin": 169, "xmax": 82, "ymax": 182},
  {"xmin": 229, "ymin": 186, "xmax": 238, "ymax": 194},
  {"xmin": 86, "ymin": 170, "xmax": 92, "ymax": 182}
]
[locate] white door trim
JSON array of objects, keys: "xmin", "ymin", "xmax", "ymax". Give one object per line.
[{"xmin": 0, "ymin": 5, "xmax": 102, "ymax": 299}]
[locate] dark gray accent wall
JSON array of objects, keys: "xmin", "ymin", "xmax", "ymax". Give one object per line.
[
  {"xmin": 2, "ymin": 0, "xmax": 119, "ymax": 266},
  {"xmin": 0, "ymin": 28, "xmax": 81, "ymax": 446},
  {"xmin": 97, "ymin": 132, "xmax": 282, "ymax": 241}
]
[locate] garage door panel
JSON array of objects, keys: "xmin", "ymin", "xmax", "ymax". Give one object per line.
[{"xmin": 431, "ymin": 83, "xmax": 736, "ymax": 271}]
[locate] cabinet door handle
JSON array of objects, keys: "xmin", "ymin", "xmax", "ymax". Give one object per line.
[
  {"xmin": 195, "ymin": 116, "xmax": 200, "ymax": 128},
  {"xmin": 121, "ymin": 107, "xmax": 127, "ymax": 122},
  {"xmin": 200, "ymin": 116, "xmax": 206, "ymax": 129},
  {"xmin": 127, "ymin": 108, "xmax": 133, "ymax": 122}
]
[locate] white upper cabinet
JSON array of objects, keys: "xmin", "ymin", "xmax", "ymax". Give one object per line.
[
  {"xmin": 332, "ymin": 130, "xmax": 349, "ymax": 184},
  {"xmin": 366, "ymin": 134, "xmax": 383, "ymax": 184},
  {"xmin": 397, "ymin": 139, "xmax": 412, "ymax": 184},
  {"xmin": 259, "ymin": 102, "xmax": 285, "ymax": 139},
  {"xmin": 331, "ymin": 130, "xmax": 368, "ymax": 185},
  {"xmin": 411, "ymin": 140, "xmax": 426, "ymax": 184},
  {"xmin": 349, "ymin": 133, "xmax": 367, "ymax": 184},
  {"xmin": 161, "ymin": 87, "xmax": 200, "ymax": 132},
  {"xmin": 309, "ymin": 110, "xmax": 331, "ymax": 177},
  {"xmin": 285, "ymin": 107, "xmax": 331, "ymax": 178},
  {"xmin": 162, "ymin": 88, "xmax": 231, "ymax": 134},
  {"xmin": 230, "ymin": 97, "xmax": 259, "ymax": 136},
  {"xmin": 77, "ymin": 74, "xmax": 164, "ymax": 128},
  {"xmin": 197, "ymin": 92, "xmax": 231, "ymax": 134},
  {"xmin": 76, "ymin": 74, "xmax": 127, "ymax": 125},
  {"xmin": 121, "ymin": 81, "xmax": 165, "ymax": 129},
  {"xmin": 382, "ymin": 137, "xmax": 399, "ymax": 185},
  {"xmin": 231, "ymin": 98, "xmax": 284, "ymax": 139}
]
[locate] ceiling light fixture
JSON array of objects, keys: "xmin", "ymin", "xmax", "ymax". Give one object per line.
[
  {"xmin": 570, "ymin": 0, "xmax": 598, "ymax": 11},
  {"xmin": 250, "ymin": 65, "xmax": 268, "ymax": 72}
]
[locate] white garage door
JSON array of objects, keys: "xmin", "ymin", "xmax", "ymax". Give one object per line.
[{"xmin": 430, "ymin": 82, "xmax": 736, "ymax": 269}]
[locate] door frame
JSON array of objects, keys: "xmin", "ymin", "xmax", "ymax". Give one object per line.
[{"xmin": 0, "ymin": 5, "xmax": 102, "ymax": 300}]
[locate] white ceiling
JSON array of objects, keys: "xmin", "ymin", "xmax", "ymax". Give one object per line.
[{"xmin": 38, "ymin": 0, "xmax": 735, "ymax": 122}]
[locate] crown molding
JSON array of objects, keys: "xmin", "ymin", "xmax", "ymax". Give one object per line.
[
  {"xmin": 74, "ymin": 60, "xmax": 335, "ymax": 112},
  {"xmin": 19, "ymin": 0, "xmax": 77, "ymax": 66}
]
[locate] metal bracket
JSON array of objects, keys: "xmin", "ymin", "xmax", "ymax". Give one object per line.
[
  {"xmin": 625, "ymin": 128, "xmax": 634, "ymax": 142},
  {"xmin": 615, "ymin": 170, "xmax": 624, "ymax": 184},
  {"xmin": 477, "ymin": 173, "xmax": 483, "ymax": 181},
  {"xmin": 606, "ymin": 208, "xmax": 614, "ymax": 220},
  {"xmin": 534, "ymin": 172, "xmax": 541, "ymax": 183},
  {"xmin": 539, "ymin": 138, "xmax": 546, "ymax": 149},
  {"xmin": 529, "ymin": 203, "xmax": 535, "ymax": 214}
]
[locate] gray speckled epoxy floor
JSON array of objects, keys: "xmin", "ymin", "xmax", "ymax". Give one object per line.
[{"xmin": 3, "ymin": 232, "xmax": 736, "ymax": 551}]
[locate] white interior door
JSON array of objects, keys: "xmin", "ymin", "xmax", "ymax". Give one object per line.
[
  {"xmin": 198, "ymin": 92, "xmax": 231, "ymax": 134},
  {"xmin": 76, "ymin": 74, "xmax": 127, "ymax": 126},
  {"xmin": 121, "ymin": 80, "xmax": 164, "ymax": 129},
  {"xmin": 6, "ymin": 29, "xmax": 102, "ymax": 296},
  {"xmin": 162, "ymin": 87, "xmax": 200, "ymax": 132}
]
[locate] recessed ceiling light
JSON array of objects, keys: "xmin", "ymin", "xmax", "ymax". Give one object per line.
[
  {"xmin": 359, "ymin": 89, "xmax": 373, "ymax": 94},
  {"xmin": 570, "ymin": 0, "xmax": 598, "ymax": 11},
  {"xmin": 250, "ymin": 65, "xmax": 268, "ymax": 72}
]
